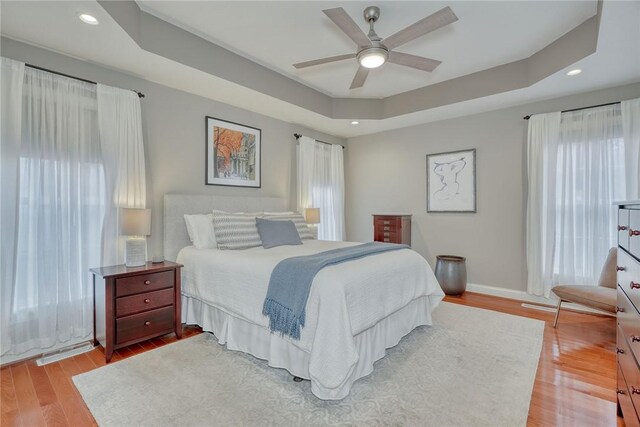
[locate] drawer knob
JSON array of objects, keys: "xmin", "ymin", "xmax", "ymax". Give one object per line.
[
  {"xmin": 617, "ymin": 347, "xmax": 625, "ymax": 354},
  {"xmin": 144, "ymin": 298, "xmax": 150, "ymax": 304},
  {"xmin": 617, "ymin": 266, "xmax": 626, "ymax": 272},
  {"xmin": 630, "ymin": 229, "xmax": 640, "ymax": 237},
  {"xmin": 632, "ymin": 335, "xmax": 640, "ymax": 342},
  {"xmin": 632, "ymin": 281, "xmax": 640, "ymax": 290},
  {"xmin": 632, "ymin": 387, "xmax": 640, "ymax": 395},
  {"xmin": 144, "ymin": 321, "xmax": 151, "ymax": 326},
  {"xmin": 144, "ymin": 280, "xmax": 151, "ymax": 285},
  {"xmin": 619, "ymin": 225, "xmax": 628, "ymax": 231},
  {"xmin": 617, "ymin": 306, "xmax": 626, "ymax": 313},
  {"xmin": 618, "ymin": 389, "xmax": 626, "ymax": 395}
]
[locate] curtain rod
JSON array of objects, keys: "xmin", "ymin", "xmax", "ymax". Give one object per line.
[
  {"xmin": 25, "ymin": 63, "xmax": 145, "ymax": 99},
  {"xmin": 523, "ymin": 101, "xmax": 620, "ymax": 120},
  {"xmin": 294, "ymin": 133, "xmax": 344, "ymax": 149}
]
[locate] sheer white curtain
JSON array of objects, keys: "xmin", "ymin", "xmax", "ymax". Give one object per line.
[
  {"xmin": 297, "ymin": 136, "xmax": 345, "ymax": 241},
  {"xmin": 0, "ymin": 61, "xmax": 147, "ymax": 359},
  {"xmin": 3, "ymin": 65, "xmax": 104, "ymax": 355},
  {"xmin": 1, "ymin": 57, "xmax": 25, "ymax": 352},
  {"xmin": 526, "ymin": 104, "xmax": 629, "ymax": 297},
  {"xmin": 97, "ymin": 84, "xmax": 146, "ymax": 266},
  {"xmin": 622, "ymin": 98, "xmax": 640, "ymax": 200},
  {"xmin": 526, "ymin": 112, "xmax": 561, "ymax": 297}
]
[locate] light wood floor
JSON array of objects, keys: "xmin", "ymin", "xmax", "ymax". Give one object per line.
[{"xmin": 0, "ymin": 292, "xmax": 622, "ymax": 426}]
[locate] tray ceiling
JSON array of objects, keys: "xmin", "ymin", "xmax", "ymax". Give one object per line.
[{"xmin": 137, "ymin": 1, "xmax": 596, "ymax": 98}]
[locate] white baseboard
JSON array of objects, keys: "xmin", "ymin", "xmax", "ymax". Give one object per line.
[{"xmin": 465, "ymin": 282, "xmax": 614, "ymax": 317}]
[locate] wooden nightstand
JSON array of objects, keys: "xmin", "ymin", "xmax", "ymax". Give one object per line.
[
  {"xmin": 373, "ymin": 214, "xmax": 412, "ymax": 246},
  {"xmin": 90, "ymin": 261, "xmax": 183, "ymax": 362}
]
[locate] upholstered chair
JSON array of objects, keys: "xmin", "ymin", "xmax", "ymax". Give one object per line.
[{"xmin": 551, "ymin": 247, "xmax": 617, "ymax": 327}]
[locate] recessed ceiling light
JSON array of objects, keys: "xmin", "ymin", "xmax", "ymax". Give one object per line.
[
  {"xmin": 78, "ymin": 13, "xmax": 99, "ymax": 25},
  {"xmin": 351, "ymin": 121, "xmax": 359, "ymax": 125},
  {"xmin": 566, "ymin": 69, "xmax": 582, "ymax": 76}
]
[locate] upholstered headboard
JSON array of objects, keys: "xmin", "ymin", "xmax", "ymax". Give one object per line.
[{"xmin": 163, "ymin": 194, "xmax": 288, "ymax": 261}]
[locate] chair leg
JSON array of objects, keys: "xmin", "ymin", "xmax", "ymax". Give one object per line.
[{"xmin": 553, "ymin": 299, "xmax": 563, "ymax": 328}]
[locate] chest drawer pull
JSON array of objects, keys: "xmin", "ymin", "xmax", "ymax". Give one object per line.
[
  {"xmin": 144, "ymin": 321, "xmax": 151, "ymax": 326},
  {"xmin": 619, "ymin": 225, "xmax": 629, "ymax": 231},
  {"xmin": 632, "ymin": 335, "xmax": 640, "ymax": 342},
  {"xmin": 618, "ymin": 389, "xmax": 627, "ymax": 395},
  {"xmin": 617, "ymin": 266, "xmax": 626, "ymax": 272},
  {"xmin": 144, "ymin": 280, "xmax": 151, "ymax": 285},
  {"xmin": 617, "ymin": 347, "xmax": 626, "ymax": 354},
  {"xmin": 144, "ymin": 298, "xmax": 150, "ymax": 304},
  {"xmin": 632, "ymin": 387, "xmax": 640, "ymax": 395},
  {"xmin": 618, "ymin": 306, "xmax": 626, "ymax": 313},
  {"xmin": 630, "ymin": 229, "xmax": 640, "ymax": 237},
  {"xmin": 632, "ymin": 282, "xmax": 640, "ymax": 290}
]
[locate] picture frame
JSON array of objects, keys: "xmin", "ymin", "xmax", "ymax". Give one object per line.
[
  {"xmin": 205, "ymin": 116, "xmax": 261, "ymax": 188},
  {"xmin": 426, "ymin": 148, "xmax": 476, "ymax": 213}
]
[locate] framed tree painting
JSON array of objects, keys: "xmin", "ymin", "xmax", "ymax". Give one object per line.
[
  {"xmin": 426, "ymin": 148, "xmax": 476, "ymax": 213},
  {"xmin": 205, "ymin": 116, "xmax": 261, "ymax": 187}
]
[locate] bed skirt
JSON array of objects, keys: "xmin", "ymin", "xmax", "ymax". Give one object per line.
[{"xmin": 182, "ymin": 294, "xmax": 436, "ymax": 399}]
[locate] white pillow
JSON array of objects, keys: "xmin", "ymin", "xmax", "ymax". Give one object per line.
[{"xmin": 184, "ymin": 214, "xmax": 217, "ymax": 249}]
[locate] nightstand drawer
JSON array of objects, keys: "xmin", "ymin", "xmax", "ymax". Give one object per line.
[
  {"xmin": 374, "ymin": 218, "xmax": 401, "ymax": 228},
  {"xmin": 115, "ymin": 270, "xmax": 174, "ymax": 297},
  {"xmin": 116, "ymin": 288, "xmax": 175, "ymax": 318},
  {"xmin": 116, "ymin": 306, "xmax": 174, "ymax": 345},
  {"xmin": 374, "ymin": 230, "xmax": 400, "ymax": 243}
]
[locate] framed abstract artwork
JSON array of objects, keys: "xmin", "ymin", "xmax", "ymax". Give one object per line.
[
  {"xmin": 205, "ymin": 116, "xmax": 261, "ymax": 187},
  {"xmin": 426, "ymin": 148, "xmax": 476, "ymax": 213}
]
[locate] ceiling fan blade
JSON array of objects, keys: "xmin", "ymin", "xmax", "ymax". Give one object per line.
[
  {"xmin": 323, "ymin": 7, "xmax": 372, "ymax": 48},
  {"xmin": 382, "ymin": 6, "xmax": 458, "ymax": 50},
  {"xmin": 349, "ymin": 66, "xmax": 369, "ymax": 89},
  {"xmin": 293, "ymin": 53, "xmax": 356, "ymax": 69},
  {"xmin": 387, "ymin": 51, "xmax": 442, "ymax": 72}
]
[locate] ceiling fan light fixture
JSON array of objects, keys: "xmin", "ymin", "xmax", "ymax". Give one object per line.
[{"xmin": 357, "ymin": 47, "xmax": 388, "ymax": 69}]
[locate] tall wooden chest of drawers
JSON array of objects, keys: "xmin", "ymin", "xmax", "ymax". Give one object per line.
[
  {"xmin": 617, "ymin": 201, "xmax": 640, "ymax": 425},
  {"xmin": 91, "ymin": 261, "xmax": 183, "ymax": 362},
  {"xmin": 373, "ymin": 215, "xmax": 412, "ymax": 246}
]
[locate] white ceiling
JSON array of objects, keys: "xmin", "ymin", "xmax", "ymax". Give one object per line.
[
  {"xmin": 137, "ymin": 1, "xmax": 597, "ymax": 98},
  {"xmin": 1, "ymin": 1, "xmax": 639, "ymax": 138}
]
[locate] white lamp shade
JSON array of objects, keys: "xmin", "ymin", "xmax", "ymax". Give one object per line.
[
  {"xmin": 305, "ymin": 208, "xmax": 320, "ymax": 225},
  {"xmin": 120, "ymin": 208, "xmax": 151, "ymax": 236}
]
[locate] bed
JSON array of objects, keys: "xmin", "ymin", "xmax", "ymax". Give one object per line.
[{"xmin": 164, "ymin": 194, "xmax": 444, "ymax": 400}]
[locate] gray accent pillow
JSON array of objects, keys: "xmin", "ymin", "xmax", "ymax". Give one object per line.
[
  {"xmin": 262, "ymin": 212, "xmax": 314, "ymax": 240},
  {"xmin": 256, "ymin": 218, "xmax": 302, "ymax": 249}
]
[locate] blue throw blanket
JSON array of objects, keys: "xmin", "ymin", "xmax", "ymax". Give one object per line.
[{"xmin": 262, "ymin": 242, "xmax": 409, "ymax": 340}]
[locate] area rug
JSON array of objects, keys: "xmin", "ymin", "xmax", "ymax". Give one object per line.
[{"xmin": 73, "ymin": 302, "xmax": 544, "ymax": 426}]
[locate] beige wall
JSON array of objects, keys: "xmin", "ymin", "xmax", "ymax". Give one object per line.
[
  {"xmin": 1, "ymin": 37, "xmax": 345, "ymax": 257},
  {"xmin": 345, "ymin": 82, "xmax": 640, "ymax": 291}
]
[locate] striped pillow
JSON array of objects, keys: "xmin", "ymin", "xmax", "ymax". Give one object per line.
[
  {"xmin": 212, "ymin": 210, "xmax": 263, "ymax": 250},
  {"xmin": 262, "ymin": 212, "xmax": 314, "ymax": 240}
]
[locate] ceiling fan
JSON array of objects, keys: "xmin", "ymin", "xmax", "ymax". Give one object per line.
[{"xmin": 293, "ymin": 5, "xmax": 458, "ymax": 90}]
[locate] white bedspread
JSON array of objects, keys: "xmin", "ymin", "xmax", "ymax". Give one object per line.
[{"xmin": 177, "ymin": 240, "xmax": 443, "ymax": 399}]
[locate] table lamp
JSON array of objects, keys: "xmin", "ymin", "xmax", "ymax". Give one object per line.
[
  {"xmin": 120, "ymin": 208, "xmax": 151, "ymax": 267},
  {"xmin": 305, "ymin": 208, "xmax": 320, "ymax": 238}
]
